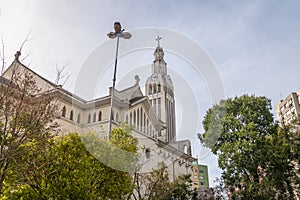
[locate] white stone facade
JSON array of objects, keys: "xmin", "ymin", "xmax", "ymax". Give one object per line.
[{"xmin": 2, "ymin": 44, "xmax": 196, "ymax": 180}]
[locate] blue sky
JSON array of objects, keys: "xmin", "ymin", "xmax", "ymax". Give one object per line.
[{"xmin": 1, "ymin": 0, "xmax": 300, "ymax": 186}]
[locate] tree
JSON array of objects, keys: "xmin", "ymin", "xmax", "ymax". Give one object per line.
[
  {"xmin": 199, "ymin": 95, "xmax": 297, "ymax": 199},
  {"xmin": 171, "ymin": 174, "xmax": 197, "ymax": 200},
  {"xmin": 0, "ymin": 58, "xmax": 58, "ymax": 194},
  {"xmin": 131, "ymin": 162, "xmax": 172, "ymax": 200},
  {"xmin": 2, "ymin": 126, "xmax": 138, "ymax": 199},
  {"xmin": 132, "ymin": 164, "xmax": 196, "ymax": 200},
  {"xmin": 272, "ymin": 120, "xmax": 300, "ymax": 199},
  {"xmin": 213, "ymin": 177, "xmax": 227, "ymax": 200}
]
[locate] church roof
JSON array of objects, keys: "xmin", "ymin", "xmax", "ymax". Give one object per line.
[
  {"xmin": 129, "ymin": 96, "xmax": 147, "ymax": 104},
  {"xmin": 3, "ymin": 59, "xmax": 57, "ymax": 88}
]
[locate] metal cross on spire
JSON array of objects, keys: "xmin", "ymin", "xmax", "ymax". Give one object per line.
[{"xmin": 155, "ymin": 36, "xmax": 162, "ymax": 47}]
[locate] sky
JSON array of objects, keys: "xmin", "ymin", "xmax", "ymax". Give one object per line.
[{"xmin": 1, "ymin": 0, "xmax": 300, "ymax": 187}]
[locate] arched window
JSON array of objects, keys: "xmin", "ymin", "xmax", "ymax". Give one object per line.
[
  {"xmin": 70, "ymin": 110, "xmax": 73, "ymax": 120},
  {"xmin": 149, "ymin": 84, "xmax": 152, "ymax": 94},
  {"xmin": 62, "ymin": 106, "xmax": 66, "ymax": 117},
  {"xmin": 158, "ymin": 83, "xmax": 161, "ymax": 92},
  {"xmin": 147, "ymin": 119, "xmax": 149, "ymax": 134},
  {"xmin": 130, "ymin": 112, "xmax": 132, "ymax": 125},
  {"xmin": 77, "ymin": 113, "xmax": 81, "ymax": 123},
  {"xmin": 93, "ymin": 112, "xmax": 96, "ymax": 122},
  {"xmin": 88, "ymin": 114, "xmax": 91, "ymax": 124},
  {"xmin": 153, "ymin": 84, "xmax": 157, "ymax": 93},
  {"xmin": 140, "ymin": 108, "xmax": 143, "ymax": 131},
  {"xmin": 137, "ymin": 109, "xmax": 139, "ymax": 129},
  {"xmin": 143, "ymin": 113, "xmax": 146, "ymax": 132},
  {"xmin": 133, "ymin": 111, "xmax": 136, "ymax": 127},
  {"xmin": 98, "ymin": 111, "xmax": 102, "ymax": 121}
]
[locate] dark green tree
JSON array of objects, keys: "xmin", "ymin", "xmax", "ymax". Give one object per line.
[
  {"xmin": 199, "ymin": 95, "xmax": 297, "ymax": 199},
  {"xmin": 171, "ymin": 174, "xmax": 196, "ymax": 200}
]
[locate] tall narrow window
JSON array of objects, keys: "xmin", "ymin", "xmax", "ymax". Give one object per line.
[
  {"xmin": 98, "ymin": 111, "xmax": 102, "ymax": 121},
  {"xmin": 147, "ymin": 119, "xmax": 149, "ymax": 135},
  {"xmin": 70, "ymin": 110, "xmax": 73, "ymax": 120},
  {"xmin": 88, "ymin": 114, "xmax": 91, "ymax": 124},
  {"xmin": 137, "ymin": 109, "xmax": 140, "ymax": 129},
  {"xmin": 77, "ymin": 113, "xmax": 81, "ymax": 123},
  {"xmin": 158, "ymin": 84, "xmax": 161, "ymax": 92},
  {"xmin": 62, "ymin": 106, "xmax": 66, "ymax": 117},
  {"xmin": 140, "ymin": 108, "xmax": 143, "ymax": 131},
  {"xmin": 133, "ymin": 111, "xmax": 136, "ymax": 127},
  {"xmin": 116, "ymin": 113, "xmax": 119, "ymax": 122},
  {"xmin": 143, "ymin": 113, "xmax": 146, "ymax": 132},
  {"xmin": 158, "ymin": 98, "xmax": 161, "ymax": 119},
  {"xmin": 149, "ymin": 84, "xmax": 152, "ymax": 94},
  {"xmin": 130, "ymin": 112, "xmax": 132, "ymax": 125},
  {"xmin": 126, "ymin": 114, "xmax": 128, "ymax": 123}
]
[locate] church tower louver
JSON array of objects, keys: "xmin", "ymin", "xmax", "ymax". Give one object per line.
[{"xmin": 145, "ymin": 36, "xmax": 176, "ymax": 143}]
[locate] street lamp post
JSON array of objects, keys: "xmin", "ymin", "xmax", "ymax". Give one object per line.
[{"xmin": 107, "ymin": 22, "xmax": 131, "ymax": 140}]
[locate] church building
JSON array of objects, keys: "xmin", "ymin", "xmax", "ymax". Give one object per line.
[{"xmin": 1, "ymin": 38, "xmax": 197, "ymax": 180}]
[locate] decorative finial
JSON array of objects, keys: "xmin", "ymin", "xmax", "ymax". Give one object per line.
[
  {"xmin": 155, "ymin": 36, "xmax": 162, "ymax": 47},
  {"xmin": 134, "ymin": 75, "xmax": 140, "ymax": 84},
  {"xmin": 14, "ymin": 51, "xmax": 21, "ymax": 61}
]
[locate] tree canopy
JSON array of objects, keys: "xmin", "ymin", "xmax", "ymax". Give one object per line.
[
  {"xmin": 2, "ymin": 126, "xmax": 138, "ymax": 199},
  {"xmin": 200, "ymin": 95, "xmax": 299, "ymax": 199}
]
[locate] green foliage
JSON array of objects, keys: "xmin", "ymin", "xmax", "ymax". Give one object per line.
[
  {"xmin": 200, "ymin": 95, "xmax": 298, "ymax": 199},
  {"xmin": 171, "ymin": 174, "xmax": 196, "ymax": 200},
  {"xmin": 132, "ymin": 166, "xmax": 196, "ymax": 200},
  {"xmin": 2, "ymin": 126, "xmax": 138, "ymax": 199},
  {"xmin": 81, "ymin": 126, "xmax": 138, "ymax": 173}
]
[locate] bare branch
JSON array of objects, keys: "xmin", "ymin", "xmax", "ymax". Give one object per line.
[
  {"xmin": 1, "ymin": 37, "xmax": 6, "ymax": 75},
  {"xmin": 54, "ymin": 63, "xmax": 72, "ymax": 86},
  {"xmin": 18, "ymin": 30, "xmax": 35, "ymax": 62},
  {"xmin": 20, "ymin": 51, "xmax": 32, "ymax": 63},
  {"xmin": 19, "ymin": 30, "xmax": 34, "ymax": 53}
]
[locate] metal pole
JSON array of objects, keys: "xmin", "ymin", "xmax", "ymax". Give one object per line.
[{"xmin": 108, "ymin": 35, "xmax": 120, "ymax": 140}]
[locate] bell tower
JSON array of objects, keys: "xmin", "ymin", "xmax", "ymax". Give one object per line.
[{"xmin": 145, "ymin": 36, "xmax": 176, "ymax": 143}]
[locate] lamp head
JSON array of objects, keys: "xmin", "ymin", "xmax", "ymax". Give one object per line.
[{"xmin": 114, "ymin": 22, "xmax": 122, "ymax": 33}]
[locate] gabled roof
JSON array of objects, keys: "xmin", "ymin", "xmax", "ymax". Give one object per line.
[
  {"xmin": 2, "ymin": 59, "xmax": 57, "ymax": 88},
  {"xmin": 113, "ymin": 75, "xmax": 144, "ymax": 102},
  {"xmin": 129, "ymin": 96, "xmax": 147, "ymax": 104}
]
